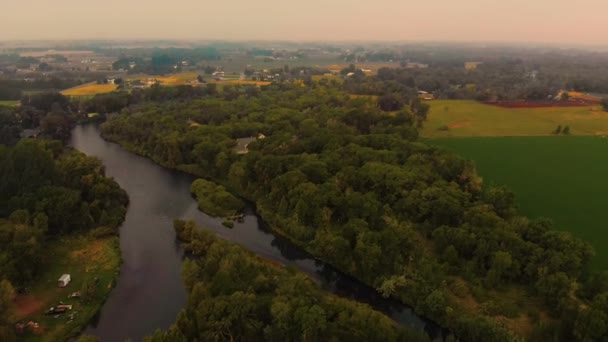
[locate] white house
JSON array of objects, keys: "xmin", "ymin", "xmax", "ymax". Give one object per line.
[{"xmin": 58, "ymin": 274, "xmax": 71, "ymax": 288}]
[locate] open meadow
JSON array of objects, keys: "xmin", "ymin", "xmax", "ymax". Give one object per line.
[
  {"xmin": 421, "ymin": 100, "xmax": 608, "ymax": 138},
  {"xmin": 0, "ymin": 100, "xmax": 19, "ymax": 107},
  {"xmin": 153, "ymin": 72, "xmax": 200, "ymax": 85},
  {"xmin": 429, "ymin": 136, "xmax": 608, "ymax": 270},
  {"xmin": 61, "ymin": 83, "xmax": 118, "ymax": 96}
]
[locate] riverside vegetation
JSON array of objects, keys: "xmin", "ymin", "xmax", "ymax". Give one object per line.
[
  {"xmin": 0, "ymin": 139, "xmax": 128, "ymax": 341},
  {"xmin": 145, "ymin": 219, "xmax": 430, "ymax": 342},
  {"xmin": 190, "ymin": 178, "xmax": 244, "ymax": 218}
]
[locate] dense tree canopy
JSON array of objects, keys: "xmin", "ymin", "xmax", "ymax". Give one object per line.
[
  {"xmin": 147, "ymin": 220, "xmax": 429, "ymax": 342},
  {"xmin": 83, "ymin": 79, "xmax": 605, "ymax": 341},
  {"xmin": 0, "ymin": 139, "xmax": 128, "ymax": 288}
]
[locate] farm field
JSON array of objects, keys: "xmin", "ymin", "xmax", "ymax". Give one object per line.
[
  {"xmin": 209, "ymin": 79, "xmax": 271, "ymax": 86},
  {"xmin": 15, "ymin": 234, "xmax": 120, "ymax": 341},
  {"xmin": 421, "ymin": 100, "xmax": 608, "ymax": 138},
  {"xmin": 428, "ymin": 136, "xmax": 608, "ymax": 270},
  {"xmin": 61, "ymin": 83, "xmax": 118, "ymax": 96},
  {"xmin": 153, "ymin": 72, "xmax": 199, "ymax": 85},
  {"xmin": 0, "ymin": 100, "xmax": 19, "ymax": 107}
]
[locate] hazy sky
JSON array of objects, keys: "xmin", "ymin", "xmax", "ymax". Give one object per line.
[{"xmin": 2, "ymin": 0, "xmax": 606, "ymax": 45}]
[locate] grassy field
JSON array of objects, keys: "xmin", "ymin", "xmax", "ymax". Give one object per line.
[
  {"xmin": 61, "ymin": 84, "xmax": 118, "ymax": 96},
  {"xmin": 429, "ymin": 136, "xmax": 608, "ymax": 270},
  {"xmin": 421, "ymin": 100, "xmax": 608, "ymax": 138},
  {"xmin": 154, "ymin": 72, "xmax": 199, "ymax": 85},
  {"xmin": 15, "ymin": 234, "xmax": 120, "ymax": 341},
  {"xmin": 0, "ymin": 100, "xmax": 19, "ymax": 107}
]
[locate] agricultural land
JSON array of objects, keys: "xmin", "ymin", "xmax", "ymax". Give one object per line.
[
  {"xmin": 61, "ymin": 84, "xmax": 118, "ymax": 97},
  {"xmin": 421, "ymin": 100, "xmax": 607, "ymax": 138},
  {"xmin": 426, "ymin": 100, "xmax": 608, "ymax": 269}
]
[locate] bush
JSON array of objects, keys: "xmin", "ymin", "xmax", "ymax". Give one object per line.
[
  {"xmin": 602, "ymin": 98, "xmax": 608, "ymax": 112},
  {"xmin": 437, "ymin": 124, "xmax": 450, "ymax": 131},
  {"xmin": 222, "ymin": 221, "xmax": 234, "ymax": 229},
  {"xmin": 89, "ymin": 226, "xmax": 118, "ymax": 238},
  {"xmin": 191, "ymin": 179, "xmax": 244, "ymax": 217}
]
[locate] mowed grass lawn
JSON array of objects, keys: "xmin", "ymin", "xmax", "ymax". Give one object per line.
[
  {"xmin": 16, "ymin": 234, "xmax": 120, "ymax": 341},
  {"xmin": 421, "ymin": 100, "xmax": 608, "ymax": 138},
  {"xmin": 62, "ymin": 83, "xmax": 118, "ymax": 96},
  {"xmin": 429, "ymin": 136, "xmax": 608, "ymax": 270}
]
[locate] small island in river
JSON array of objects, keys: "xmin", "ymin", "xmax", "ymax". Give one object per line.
[{"xmin": 191, "ymin": 179, "xmax": 244, "ymax": 218}]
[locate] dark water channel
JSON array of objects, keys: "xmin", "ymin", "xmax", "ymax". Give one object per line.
[{"xmin": 70, "ymin": 124, "xmax": 445, "ymax": 341}]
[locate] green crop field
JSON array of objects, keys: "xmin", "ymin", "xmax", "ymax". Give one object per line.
[
  {"xmin": 429, "ymin": 136, "xmax": 608, "ymax": 270},
  {"xmin": 421, "ymin": 100, "xmax": 608, "ymax": 138}
]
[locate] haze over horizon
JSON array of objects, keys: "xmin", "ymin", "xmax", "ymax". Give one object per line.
[{"xmin": 2, "ymin": 0, "xmax": 607, "ymax": 46}]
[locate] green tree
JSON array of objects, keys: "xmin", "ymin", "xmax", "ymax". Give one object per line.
[
  {"xmin": 574, "ymin": 308, "xmax": 608, "ymax": 341},
  {"xmin": 0, "ymin": 109, "xmax": 20, "ymax": 146},
  {"xmin": 536, "ymin": 272, "xmax": 572, "ymax": 311},
  {"xmin": 0, "ymin": 280, "xmax": 15, "ymax": 342},
  {"xmin": 487, "ymin": 251, "xmax": 513, "ymax": 286},
  {"xmin": 553, "ymin": 125, "xmax": 562, "ymax": 134},
  {"xmin": 40, "ymin": 111, "xmax": 72, "ymax": 142},
  {"xmin": 602, "ymin": 98, "xmax": 608, "ymax": 112},
  {"xmin": 377, "ymin": 93, "xmax": 404, "ymax": 112}
]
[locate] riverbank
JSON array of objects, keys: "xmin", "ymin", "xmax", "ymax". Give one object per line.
[
  {"xmin": 162, "ymin": 219, "xmax": 431, "ymax": 341},
  {"xmin": 15, "ymin": 234, "xmax": 120, "ymax": 341}
]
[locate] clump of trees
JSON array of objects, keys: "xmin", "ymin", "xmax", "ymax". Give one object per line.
[
  {"xmin": 190, "ymin": 179, "xmax": 244, "ymax": 217},
  {"xmin": 0, "ymin": 139, "xmax": 128, "ymax": 288},
  {"xmin": 146, "ymin": 220, "xmax": 430, "ymax": 342},
  {"xmin": 602, "ymin": 98, "xmax": 608, "ymax": 112},
  {"xmin": 0, "ymin": 280, "xmax": 15, "ymax": 341},
  {"xmin": 552, "ymin": 125, "xmax": 571, "ymax": 135}
]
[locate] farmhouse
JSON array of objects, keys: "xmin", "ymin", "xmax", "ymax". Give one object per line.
[{"xmin": 58, "ymin": 274, "xmax": 71, "ymax": 287}]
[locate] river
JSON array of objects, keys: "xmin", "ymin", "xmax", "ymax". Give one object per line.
[{"xmin": 70, "ymin": 124, "xmax": 445, "ymax": 341}]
